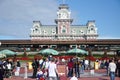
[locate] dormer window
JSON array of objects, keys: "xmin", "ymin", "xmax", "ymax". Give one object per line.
[
  {"xmin": 52, "ymin": 30, "xmax": 56, "ymax": 34},
  {"xmin": 91, "ymin": 28, "xmax": 94, "ymax": 30},
  {"xmin": 35, "ymin": 28, "xmax": 38, "ymax": 31},
  {"xmin": 72, "ymin": 29, "xmax": 75, "ymax": 34},
  {"xmin": 80, "ymin": 30, "xmax": 84, "ymax": 34}
]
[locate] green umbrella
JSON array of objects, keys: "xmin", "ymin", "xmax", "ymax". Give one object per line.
[
  {"xmin": 0, "ymin": 49, "xmax": 17, "ymax": 56},
  {"xmin": 39, "ymin": 48, "xmax": 59, "ymax": 55},
  {"xmin": 67, "ymin": 48, "xmax": 88, "ymax": 55}
]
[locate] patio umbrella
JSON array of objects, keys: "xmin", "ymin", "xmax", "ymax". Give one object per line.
[
  {"xmin": 67, "ymin": 48, "xmax": 88, "ymax": 55},
  {"xmin": 0, "ymin": 49, "xmax": 17, "ymax": 56},
  {"xmin": 39, "ymin": 48, "xmax": 59, "ymax": 55}
]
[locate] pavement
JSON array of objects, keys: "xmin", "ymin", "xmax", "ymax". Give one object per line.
[{"xmin": 4, "ymin": 64, "xmax": 120, "ymax": 80}]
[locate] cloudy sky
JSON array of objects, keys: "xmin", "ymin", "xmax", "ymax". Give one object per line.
[{"xmin": 0, "ymin": 0, "xmax": 120, "ymax": 40}]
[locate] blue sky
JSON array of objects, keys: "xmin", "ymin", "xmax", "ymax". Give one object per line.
[{"xmin": 0, "ymin": 0, "xmax": 120, "ymax": 40}]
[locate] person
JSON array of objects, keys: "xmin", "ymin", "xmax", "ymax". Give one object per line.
[
  {"xmin": 84, "ymin": 59, "xmax": 89, "ymax": 70},
  {"xmin": 44, "ymin": 58, "xmax": 50, "ymax": 70},
  {"xmin": 74, "ymin": 58, "xmax": 81, "ymax": 78},
  {"xmin": 14, "ymin": 60, "xmax": 21, "ymax": 76},
  {"xmin": 95, "ymin": 60, "xmax": 99, "ymax": 70},
  {"xmin": 48, "ymin": 58, "xmax": 58, "ymax": 80},
  {"xmin": 80, "ymin": 60, "xmax": 84, "ymax": 74},
  {"xmin": 36, "ymin": 68, "xmax": 44, "ymax": 80},
  {"xmin": 6, "ymin": 60, "xmax": 12, "ymax": 78},
  {"xmin": 109, "ymin": 59, "xmax": 116, "ymax": 80},
  {"xmin": 67, "ymin": 58, "xmax": 74, "ymax": 77},
  {"xmin": 35, "ymin": 59, "xmax": 39, "ymax": 69},
  {"xmin": 48, "ymin": 55, "xmax": 53, "ymax": 61},
  {"xmin": 44, "ymin": 58, "xmax": 50, "ymax": 78},
  {"xmin": 39, "ymin": 58, "xmax": 43, "ymax": 68},
  {"xmin": 24, "ymin": 62, "xmax": 28, "ymax": 79},
  {"xmin": 117, "ymin": 59, "xmax": 120, "ymax": 77},
  {"xmin": 41, "ymin": 58, "xmax": 46, "ymax": 69},
  {"xmin": 105, "ymin": 60, "xmax": 109, "ymax": 75},
  {"xmin": 70, "ymin": 73, "xmax": 78, "ymax": 80},
  {"xmin": 0, "ymin": 64, "xmax": 4, "ymax": 80},
  {"xmin": 32, "ymin": 60, "xmax": 38, "ymax": 78},
  {"xmin": 16, "ymin": 60, "xmax": 21, "ymax": 73}
]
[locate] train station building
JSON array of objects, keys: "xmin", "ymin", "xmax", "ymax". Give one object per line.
[{"xmin": 0, "ymin": 4, "xmax": 120, "ymax": 56}]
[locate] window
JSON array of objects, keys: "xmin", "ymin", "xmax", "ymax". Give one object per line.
[
  {"xmin": 52, "ymin": 31, "xmax": 56, "ymax": 34},
  {"xmin": 35, "ymin": 28, "xmax": 38, "ymax": 31},
  {"xmin": 62, "ymin": 26, "xmax": 66, "ymax": 33},
  {"xmin": 52, "ymin": 29, "xmax": 56, "ymax": 34},
  {"xmin": 72, "ymin": 29, "xmax": 75, "ymax": 34},
  {"xmin": 80, "ymin": 30, "xmax": 84, "ymax": 34},
  {"xmin": 62, "ymin": 29, "xmax": 66, "ymax": 33},
  {"xmin": 91, "ymin": 28, "xmax": 94, "ymax": 30}
]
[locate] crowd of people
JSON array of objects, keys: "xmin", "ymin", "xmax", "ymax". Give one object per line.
[
  {"xmin": 0, "ymin": 59, "xmax": 21, "ymax": 80},
  {"xmin": 31, "ymin": 56, "xmax": 120, "ymax": 80},
  {"xmin": 31, "ymin": 55, "xmax": 59, "ymax": 80},
  {"xmin": 67, "ymin": 57, "xmax": 120, "ymax": 80},
  {"xmin": 0, "ymin": 56, "xmax": 120, "ymax": 80}
]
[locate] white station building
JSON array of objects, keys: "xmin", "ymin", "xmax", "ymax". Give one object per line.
[{"xmin": 30, "ymin": 4, "xmax": 98, "ymax": 41}]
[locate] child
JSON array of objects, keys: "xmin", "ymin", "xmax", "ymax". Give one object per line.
[{"xmin": 36, "ymin": 68, "xmax": 43, "ymax": 80}]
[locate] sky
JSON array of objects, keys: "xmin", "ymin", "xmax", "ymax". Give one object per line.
[{"xmin": 0, "ymin": 0, "xmax": 120, "ymax": 40}]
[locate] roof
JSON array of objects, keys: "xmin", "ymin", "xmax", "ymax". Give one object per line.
[{"xmin": 0, "ymin": 39, "xmax": 120, "ymax": 45}]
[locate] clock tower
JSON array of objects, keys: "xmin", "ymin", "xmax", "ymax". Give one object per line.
[{"xmin": 55, "ymin": 4, "xmax": 73, "ymax": 35}]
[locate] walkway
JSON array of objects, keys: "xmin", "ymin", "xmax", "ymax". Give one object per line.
[{"xmin": 4, "ymin": 64, "xmax": 120, "ymax": 80}]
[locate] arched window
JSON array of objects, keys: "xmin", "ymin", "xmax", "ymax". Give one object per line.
[
  {"xmin": 62, "ymin": 29, "xmax": 66, "ymax": 33},
  {"xmin": 35, "ymin": 28, "xmax": 38, "ymax": 31},
  {"xmin": 62, "ymin": 26, "xmax": 66, "ymax": 33}
]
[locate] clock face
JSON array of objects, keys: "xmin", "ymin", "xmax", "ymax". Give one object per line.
[{"xmin": 61, "ymin": 12, "xmax": 67, "ymax": 19}]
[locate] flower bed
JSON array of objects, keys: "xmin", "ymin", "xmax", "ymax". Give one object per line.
[
  {"xmin": 6, "ymin": 57, "xmax": 33, "ymax": 61},
  {"xmin": 99, "ymin": 57, "xmax": 111, "ymax": 60},
  {"xmin": 85, "ymin": 56, "xmax": 96, "ymax": 61}
]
